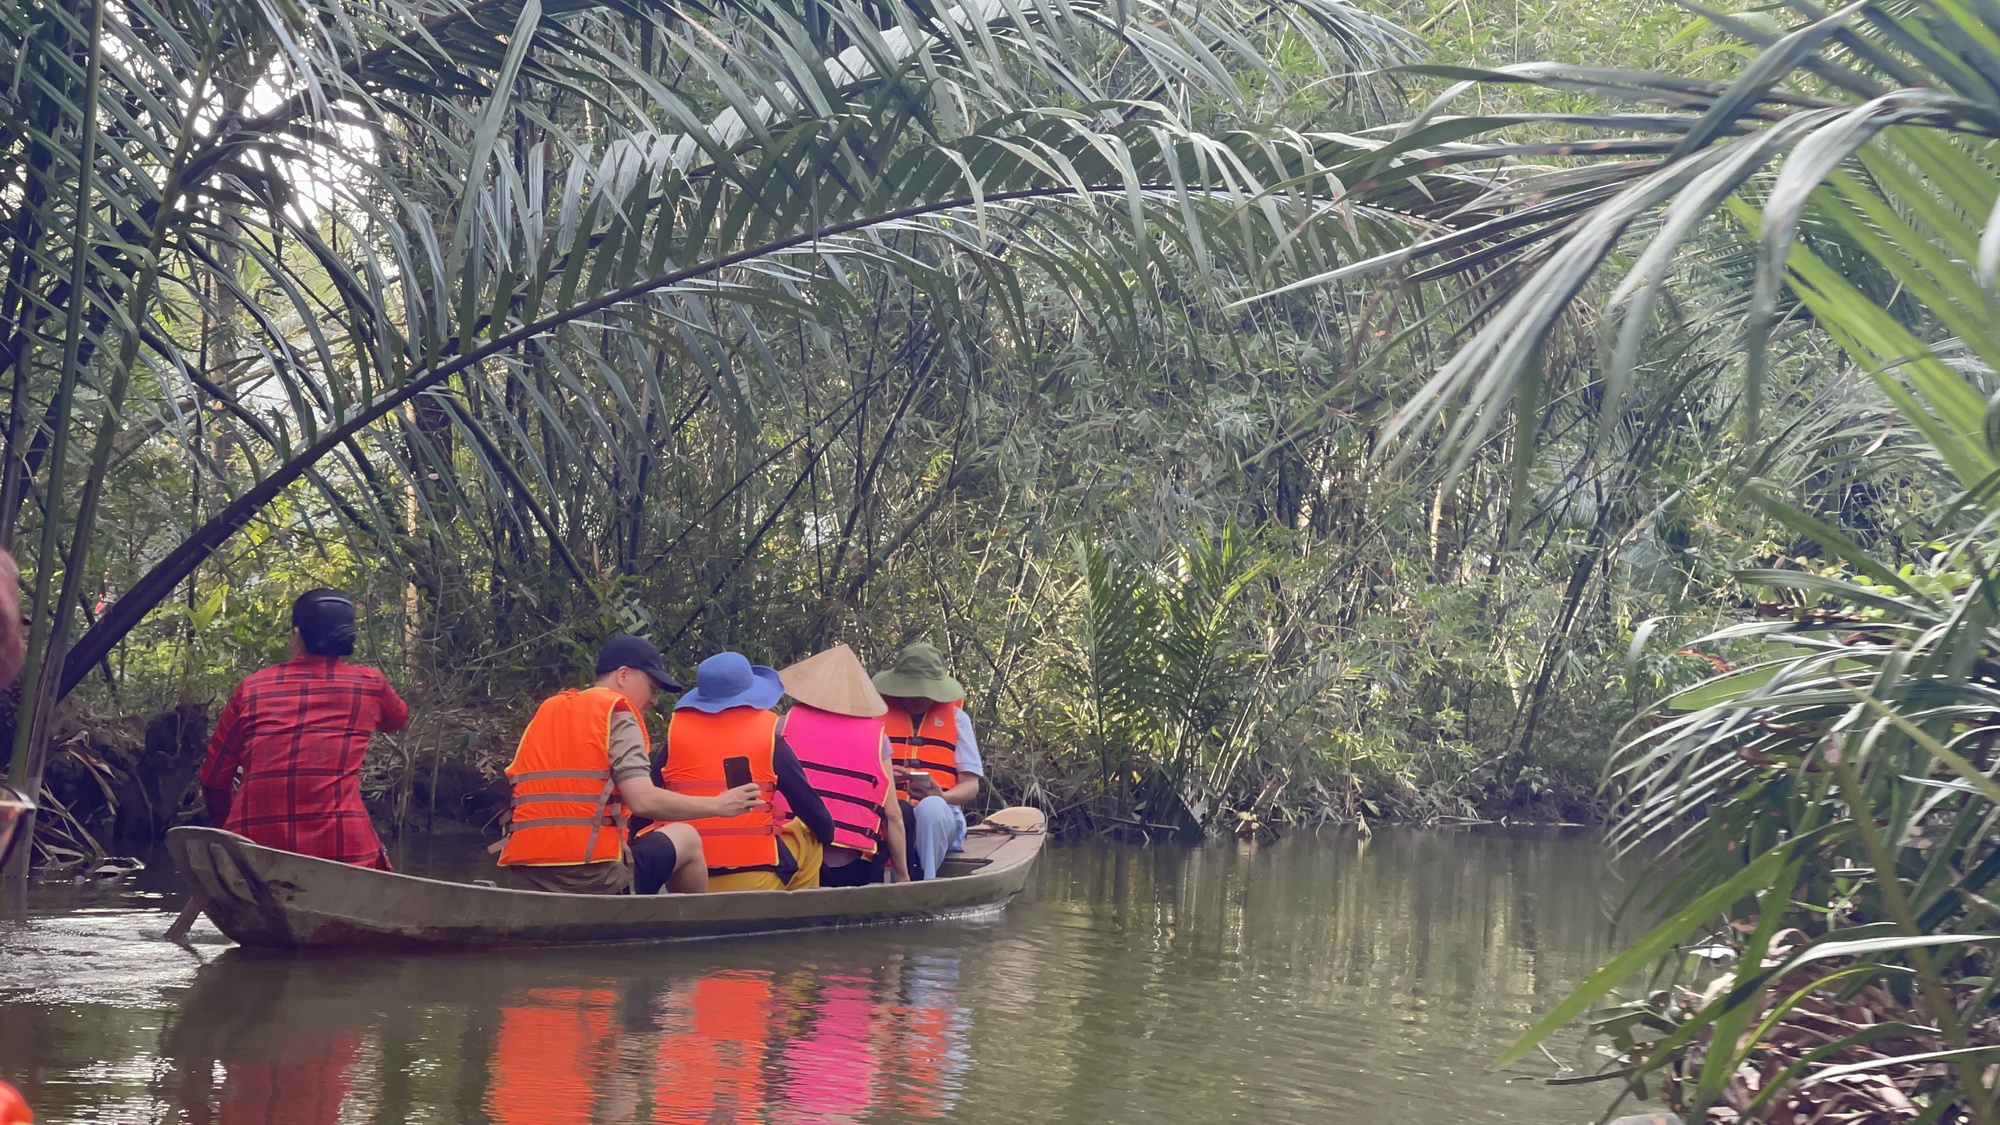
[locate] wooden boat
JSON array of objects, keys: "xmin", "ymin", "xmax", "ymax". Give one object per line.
[{"xmin": 165, "ymin": 806, "xmax": 1046, "ymax": 950}]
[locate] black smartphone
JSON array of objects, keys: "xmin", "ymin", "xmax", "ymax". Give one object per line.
[{"xmin": 722, "ymin": 755, "xmax": 754, "ymax": 791}]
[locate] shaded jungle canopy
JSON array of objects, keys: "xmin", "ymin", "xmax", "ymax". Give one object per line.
[
  {"xmin": 10, "ymin": 0, "xmax": 2000, "ymax": 1111},
  {"xmin": 3, "ymin": 0, "xmax": 1747, "ymax": 850}
]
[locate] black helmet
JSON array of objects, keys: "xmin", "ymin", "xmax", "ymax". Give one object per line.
[{"xmin": 291, "ymin": 589, "xmax": 357, "ymax": 656}]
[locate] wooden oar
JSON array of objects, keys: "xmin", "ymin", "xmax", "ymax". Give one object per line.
[{"xmin": 164, "ymin": 896, "xmax": 206, "ymax": 942}]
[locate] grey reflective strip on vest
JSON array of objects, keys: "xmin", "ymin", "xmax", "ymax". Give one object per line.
[
  {"xmin": 512, "ymin": 791, "xmax": 613, "ymax": 806},
  {"xmin": 509, "ymin": 815, "xmax": 622, "ymax": 828},
  {"xmin": 582, "ymin": 777, "xmax": 619, "ymax": 860},
  {"xmin": 512, "ymin": 769, "xmax": 610, "ymax": 782},
  {"xmin": 502, "ymin": 773, "xmax": 621, "ymax": 857}
]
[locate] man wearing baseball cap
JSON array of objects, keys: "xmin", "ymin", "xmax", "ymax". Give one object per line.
[{"xmin": 494, "ymin": 635, "xmax": 765, "ymax": 894}]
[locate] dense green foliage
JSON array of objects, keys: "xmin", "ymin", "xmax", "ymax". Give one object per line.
[
  {"xmin": 6, "ymin": 0, "xmax": 1999, "ymax": 1108},
  {"xmin": 0, "ymin": 0, "xmax": 1777, "ymax": 855},
  {"xmin": 1370, "ymin": 0, "xmax": 2000, "ymax": 1116}
]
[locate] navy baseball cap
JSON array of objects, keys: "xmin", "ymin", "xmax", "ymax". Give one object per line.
[{"xmin": 595, "ymin": 635, "xmax": 687, "ymax": 693}]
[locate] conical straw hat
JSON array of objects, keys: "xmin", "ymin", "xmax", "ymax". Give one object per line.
[{"xmin": 779, "ymin": 645, "xmax": 888, "ymax": 718}]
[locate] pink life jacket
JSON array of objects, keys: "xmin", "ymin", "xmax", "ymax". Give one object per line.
[{"xmin": 776, "ymin": 705, "xmax": 890, "ymax": 858}]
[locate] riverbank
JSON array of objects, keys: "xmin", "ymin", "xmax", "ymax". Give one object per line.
[{"xmin": 21, "ymin": 696, "xmax": 1607, "ymax": 870}]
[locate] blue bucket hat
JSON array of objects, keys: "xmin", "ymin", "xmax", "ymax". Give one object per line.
[{"xmin": 675, "ymin": 651, "xmax": 785, "ymax": 713}]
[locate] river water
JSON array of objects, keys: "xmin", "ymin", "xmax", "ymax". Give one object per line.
[{"xmin": 1, "ymin": 828, "xmax": 1628, "ymax": 1124}]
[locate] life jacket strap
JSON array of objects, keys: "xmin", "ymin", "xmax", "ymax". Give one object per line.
[
  {"xmin": 582, "ymin": 777, "xmax": 619, "ymax": 859},
  {"xmin": 697, "ymin": 823, "xmax": 781, "ymax": 837},
  {"xmin": 664, "ymin": 780, "xmax": 778, "ymax": 797},
  {"xmin": 819, "ymin": 789, "xmax": 886, "ymax": 810},
  {"xmin": 509, "ymin": 814, "xmax": 624, "ymax": 829},
  {"xmin": 896, "ymin": 754, "xmax": 959, "ymax": 776},
  {"xmin": 832, "ymin": 818, "xmax": 884, "ymax": 843},
  {"xmin": 501, "ymin": 776, "xmax": 623, "ymax": 860},
  {"xmin": 800, "ymin": 759, "xmax": 881, "ymax": 785}
]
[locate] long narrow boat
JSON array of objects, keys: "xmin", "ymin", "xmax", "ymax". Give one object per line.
[{"xmin": 165, "ymin": 806, "xmax": 1045, "ymax": 950}]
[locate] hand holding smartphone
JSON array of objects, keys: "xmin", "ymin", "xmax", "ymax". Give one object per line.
[{"xmin": 712, "ymin": 755, "xmax": 766, "ymax": 818}]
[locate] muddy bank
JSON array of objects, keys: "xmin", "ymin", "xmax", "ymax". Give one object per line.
[
  {"xmin": 28, "ymin": 703, "xmax": 516, "ymax": 867},
  {"xmin": 33, "ymin": 705, "xmax": 210, "ymax": 864},
  {"xmin": 26, "ymin": 700, "xmax": 1601, "ymax": 867}
]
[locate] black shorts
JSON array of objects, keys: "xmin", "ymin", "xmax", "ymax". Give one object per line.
[
  {"xmin": 820, "ymin": 851, "xmax": 888, "ymax": 887},
  {"xmin": 629, "ymin": 830, "xmax": 680, "ymax": 895}
]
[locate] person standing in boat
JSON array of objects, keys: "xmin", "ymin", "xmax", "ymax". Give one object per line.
[
  {"xmin": 775, "ymin": 645, "xmax": 909, "ymax": 887},
  {"xmin": 648, "ymin": 651, "xmax": 835, "ymax": 891},
  {"xmin": 198, "ymin": 590, "xmax": 410, "ymax": 870},
  {"xmin": 497, "ymin": 635, "xmax": 762, "ymax": 895},
  {"xmin": 874, "ymin": 643, "xmax": 984, "ymax": 880}
]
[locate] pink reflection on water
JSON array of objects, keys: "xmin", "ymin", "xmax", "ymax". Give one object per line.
[{"xmin": 773, "ymin": 976, "xmax": 877, "ymax": 1123}]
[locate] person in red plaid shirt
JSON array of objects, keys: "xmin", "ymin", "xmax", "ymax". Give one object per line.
[{"xmin": 199, "ymin": 589, "xmax": 409, "ymax": 869}]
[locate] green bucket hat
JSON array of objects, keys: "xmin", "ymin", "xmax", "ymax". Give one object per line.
[{"xmin": 871, "ymin": 642, "xmax": 964, "ymax": 703}]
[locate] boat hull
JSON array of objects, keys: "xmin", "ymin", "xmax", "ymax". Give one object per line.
[{"xmin": 165, "ymin": 807, "xmax": 1044, "ymax": 950}]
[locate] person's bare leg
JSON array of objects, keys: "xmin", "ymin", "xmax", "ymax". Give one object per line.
[{"xmin": 664, "ymin": 823, "xmax": 708, "ymax": 893}]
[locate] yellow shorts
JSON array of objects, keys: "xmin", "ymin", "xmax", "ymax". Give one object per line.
[{"xmin": 708, "ymin": 819, "xmax": 823, "ymax": 892}]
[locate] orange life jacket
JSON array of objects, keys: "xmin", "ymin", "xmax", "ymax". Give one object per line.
[
  {"xmin": 886, "ymin": 702, "xmax": 959, "ymax": 797},
  {"xmin": 662, "ymin": 707, "xmax": 779, "ymax": 870},
  {"xmin": 497, "ymin": 688, "xmax": 635, "ymax": 867},
  {"xmin": 0, "ymin": 1080, "xmax": 31, "ymax": 1125}
]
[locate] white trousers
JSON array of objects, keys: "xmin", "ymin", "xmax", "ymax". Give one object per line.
[{"xmin": 910, "ymin": 795, "xmax": 967, "ymax": 880}]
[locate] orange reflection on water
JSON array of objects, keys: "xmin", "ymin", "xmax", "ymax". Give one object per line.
[
  {"xmin": 487, "ymin": 987, "xmax": 618, "ymax": 1125},
  {"xmin": 651, "ymin": 972, "xmax": 774, "ymax": 1124},
  {"xmin": 477, "ymin": 953, "xmax": 967, "ymax": 1124}
]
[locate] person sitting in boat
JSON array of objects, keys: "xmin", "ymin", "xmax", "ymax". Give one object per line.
[
  {"xmin": 874, "ymin": 643, "xmax": 984, "ymax": 880},
  {"xmin": 647, "ymin": 652, "xmax": 835, "ymax": 891},
  {"xmin": 774, "ymin": 645, "xmax": 909, "ymax": 887},
  {"xmin": 496, "ymin": 635, "xmax": 763, "ymax": 895},
  {"xmin": 199, "ymin": 590, "xmax": 410, "ymax": 870}
]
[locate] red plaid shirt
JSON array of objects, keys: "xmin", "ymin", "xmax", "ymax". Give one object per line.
[{"xmin": 200, "ymin": 654, "xmax": 410, "ymax": 868}]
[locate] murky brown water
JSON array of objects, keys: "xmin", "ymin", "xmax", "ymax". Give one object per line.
[{"xmin": 1, "ymin": 828, "xmax": 1628, "ymax": 1124}]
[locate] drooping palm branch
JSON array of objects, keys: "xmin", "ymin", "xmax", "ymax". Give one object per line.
[
  {"xmin": 1286, "ymin": 3, "xmax": 2000, "ymax": 1117},
  {"xmin": 0, "ymin": 0, "xmax": 1493, "ymax": 846}
]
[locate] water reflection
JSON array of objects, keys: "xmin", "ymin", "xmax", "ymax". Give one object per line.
[
  {"xmin": 1, "ymin": 829, "xmax": 1627, "ymax": 1124},
  {"xmin": 163, "ymin": 957, "xmax": 415, "ymax": 1125},
  {"xmin": 141, "ymin": 948, "xmax": 975, "ymax": 1125}
]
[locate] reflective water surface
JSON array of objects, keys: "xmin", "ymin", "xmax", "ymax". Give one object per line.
[{"xmin": 2, "ymin": 828, "xmax": 1625, "ymax": 1123}]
